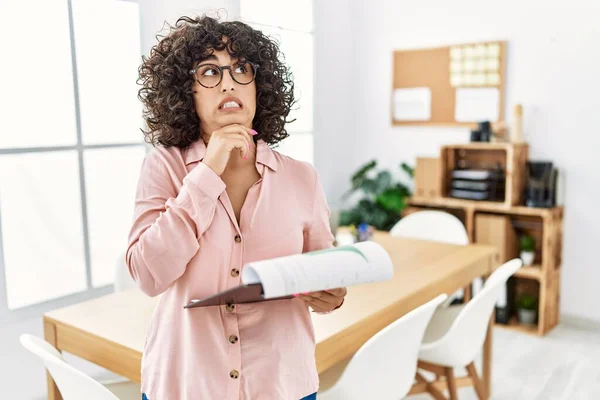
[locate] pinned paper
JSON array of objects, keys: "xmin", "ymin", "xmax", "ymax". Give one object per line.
[
  {"xmin": 449, "ymin": 42, "xmax": 502, "ymax": 87},
  {"xmin": 450, "ymin": 75, "xmax": 464, "ymax": 87},
  {"xmin": 474, "ymin": 73, "xmax": 486, "ymax": 85},
  {"xmin": 486, "ymin": 72, "xmax": 501, "ymax": 85},
  {"xmin": 393, "ymin": 87, "xmax": 432, "ymax": 121},
  {"xmin": 486, "ymin": 58, "xmax": 500, "ymax": 71},
  {"xmin": 487, "ymin": 43, "xmax": 501, "ymax": 57},
  {"xmin": 455, "ymin": 87, "xmax": 500, "ymax": 122},
  {"xmin": 450, "ymin": 60, "xmax": 463, "ymax": 73},
  {"xmin": 474, "ymin": 44, "xmax": 486, "ymax": 57}
]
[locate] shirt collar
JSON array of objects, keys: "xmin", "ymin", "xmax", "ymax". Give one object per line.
[{"xmin": 184, "ymin": 138, "xmax": 278, "ymax": 172}]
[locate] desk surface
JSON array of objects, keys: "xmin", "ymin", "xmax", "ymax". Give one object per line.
[{"xmin": 44, "ymin": 233, "xmax": 497, "ymax": 380}]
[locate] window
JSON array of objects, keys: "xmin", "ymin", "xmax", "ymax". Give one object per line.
[
  {"xmin": 240, "ymin": 0, "xmax": 314, "ymax": 164},
  {"xmin": 0, "ymin": 0, "xmax": 145, "ymax": 313}
]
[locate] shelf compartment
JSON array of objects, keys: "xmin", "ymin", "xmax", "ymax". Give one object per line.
[{"xmin": 439, "ymin": 143, "xmax": 528, "ymax": 206}]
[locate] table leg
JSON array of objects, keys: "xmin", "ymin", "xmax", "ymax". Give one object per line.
[
  {"xmin": 463, "ymin": 283, "xmax": 472, "ymax": 302},
  {"xmin": 43, "ymin": 318, "xmax": 63, "ymax": 400}
]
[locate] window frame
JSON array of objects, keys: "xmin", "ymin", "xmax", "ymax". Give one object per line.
[
  {"xmin": 240, "ymin": 1, "xmax": 315, "ymax": 163},
  {"xmin": 0, "ymin": 0, "xmax": 146, "ymax": 323}
]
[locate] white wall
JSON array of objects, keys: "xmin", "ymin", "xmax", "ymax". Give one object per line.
[
  {"xmin": 313, "ymin": 0, "xmax": 600, "ymax": 321},
  {"xmin": 313, "ymin": 0, "xmax": 358, "ymax": 208},
  {"xmin": 139, "ymin": 0, "xmax": 240, "ymax": 55}
]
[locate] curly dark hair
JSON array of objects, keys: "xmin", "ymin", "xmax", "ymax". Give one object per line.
[{"xmin": 137, "ymin": 15, "xmax": 296, "ymax": 149}]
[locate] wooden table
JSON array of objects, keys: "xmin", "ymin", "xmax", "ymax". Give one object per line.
[{"xmin": 44, "ymin": 233, "xmax": 497, "ymax": 400}]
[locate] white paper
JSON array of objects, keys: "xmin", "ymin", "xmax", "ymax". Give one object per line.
[
  {"xmin": 474, "ymin": 44, "xmax": 486, "ymax": 57},
  {"xmin": 450, "ymin": 74, "xmax": 463, "ymax": 87},
  {"xmin": 241, "ymin": 241, "xmax": 393, "ymax": 298},
  {"xmin": 393, "ymin": 87, "xmax": 431, "ymax": 121},
  {"xmin": 487, "ymin": 43, "xmax": 501, "ymax": 57},
  {"xmin": 450, "ymin": 47, "xmax": 463, "ymax": 60},
  {"xmin": 455, "ymin": 87, "xmax": 500, "ymax": 122}
]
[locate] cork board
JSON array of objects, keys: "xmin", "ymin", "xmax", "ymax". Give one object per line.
[{"xmin": 391, "ymin": 41, "xmax": 507, "ymax": 127}]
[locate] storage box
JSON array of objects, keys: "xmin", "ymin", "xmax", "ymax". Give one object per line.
[
  {"xmin": 415, "ymin": 157, "xmax": 441, "ymax": 198},
  {"xmin": 475, "ymin": 213, "xmax": 518, "ymax": 264}
]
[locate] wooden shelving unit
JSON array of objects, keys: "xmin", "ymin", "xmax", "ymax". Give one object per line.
[
  {"xmin": 407, "ymin": 196, "xmax": 563, "ymax": 336},
  {"xmin": 496, "ymin": 316, "xmax": 539, "ymax": 335},
  {"xmin": 408, "ymin": 143, "xmax": 564, "ymax": 336},
  {"xmin": 513, "ymin": 265, "xmax": 542, "ymax": 281},
  {"xmin": 410, "ymin": 196, "xmax": 555, "ymax": 217}
]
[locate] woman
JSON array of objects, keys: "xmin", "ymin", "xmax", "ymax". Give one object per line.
[{"xmin": 127, "ymin": 15, "xmax": 346, "ymax": 400}]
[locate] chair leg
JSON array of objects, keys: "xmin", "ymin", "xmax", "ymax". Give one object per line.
[
  {"xmin": 413, "ymin": 372, "xmax": 448, "ymax": 400},
  {"xmin": 467, "ymin": 362, "xmax": 487, "ymax": 400},
  {"xmin": 445, "ymin": 367, "xmax": 458, "ymax": 400}
]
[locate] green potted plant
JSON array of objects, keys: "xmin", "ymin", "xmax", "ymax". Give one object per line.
[
  {"xmin": 516, "ymin": 293, "xmax": 538, "ymax": 325},
  {"xmin": 519, "ymin": 235, "xmax": 536, "ymax": 266},
  {"xmin": 339, "ymin": 160, "xmax": 413, "ymax": 232}
]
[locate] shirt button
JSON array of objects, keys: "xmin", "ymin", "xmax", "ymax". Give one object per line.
[
  {"xmin": 234, "ymin": 234, "xmax": 242, "ymax": 243},
  {"xmin": 229, "ymin": 334, "xmax": 239, "ymax": 344},
  {"xmin": 230, "ymin": 268, "xmax": 240, "ymax": 277},
  {"xmin": 225, "ymin": 302, "xmax": 235, "ymax": 312},
  {"xmin": 230, "ymin": 369, "xmax": 239, "ymax": 379}
]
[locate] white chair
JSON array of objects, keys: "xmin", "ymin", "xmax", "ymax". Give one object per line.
[
  {"xmin": 390, "ymin": 210, "xmax": 471, "ymax": 304},
  {"xmin": 318, "ymin": 294, "xmax": 448, "ymax": 400},
  {"xmin": 390, "ymin": 210, "xmax": 469, "ymax": 245},
  {"xmin": 19, "ymin": 334, "xmax": 140, "ymax": 400},
  {"xmin": 115, "ymin": 252, "xmax": 137, "ymax": 292},
  {"xmin": 412, "ymin": 259, "xmax": 523, "ymax": 400}
]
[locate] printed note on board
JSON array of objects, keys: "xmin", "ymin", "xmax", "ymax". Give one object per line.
[
  {"xmin": 393, "ymin": 87, "xmax": 431, "ymax": 121},
  {"xmin": 455, "ymin": 87, "xmax": 500, "ymax": 122}
]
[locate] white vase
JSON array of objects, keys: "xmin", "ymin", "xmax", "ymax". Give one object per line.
[
  {"xmin": 518, "ymin": 309, "xmax": 537, "ymax": 325},
  {"xmin": 520, "ymin": 250, "xmax": 535, "ymax": 266}
]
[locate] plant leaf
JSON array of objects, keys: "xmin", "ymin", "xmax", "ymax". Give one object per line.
[
  {"xmin": 374, "ymin": 170, "xmax": 392, "ymax": 194},
  {"xmin": 519, "ymin": 235, "xmax": 536, "ymax": 251},
  {"xmin": 370, "ymin": 207, "xmax": 389, "ymax": 230},
  {"xmin": 376, "ymin": 188, "xmax": 407, "ymax": 213},
  {"xmin": 360, "ymin": 178, "xmax": 379, "ymax": 194},
  {"xmin": 394, "ymin": 182, "xmax": 411, "ymax": 197},
  {"xmin": 400, "ymin": 162, "xmax": 414, "ymax": 178},
  {"xmin": 341, "ymin": 160, "xmax": 378, "ymax": 201},
  {"xmin": 351, "ymin": 160, "xmax": 377, "ymax": 188}
]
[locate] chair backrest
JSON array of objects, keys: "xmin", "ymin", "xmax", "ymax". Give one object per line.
[
  {"xmin": 322, "ymin": 294, "xmax": 448, "ymax": 400},
  {"xmin": 19, "ymin": 334, "xmax": 120, "ymax": 400},
  {"xmin": 421, "ymin": 259, "xmax": 522, "ymax": 367},
  {"xmin": 389, "ymin": 211, "xmax": 469, "ymax": 245},
  {"xmin": 115, "ymin": 252, "xmax": 137, "ymax": 292}
]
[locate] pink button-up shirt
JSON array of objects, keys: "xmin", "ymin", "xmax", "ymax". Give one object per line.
[{"xmin": 126, "ymin": 138, "xmax": 335, "ymax": 400}]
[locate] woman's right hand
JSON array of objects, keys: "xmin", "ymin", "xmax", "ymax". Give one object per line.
[{"xmin": 201, "ymin": 124, "xmax": 257, "ymax": 176}]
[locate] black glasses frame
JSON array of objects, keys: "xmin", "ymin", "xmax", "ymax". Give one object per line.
[{"xmin": 189, "ymin": 62, "xmax": 259, "ymax": 88}]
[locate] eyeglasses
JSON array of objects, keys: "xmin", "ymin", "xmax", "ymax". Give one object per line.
[{"xmin": 189, "ymin": 61, "xmax": 258, "ymax": 88}]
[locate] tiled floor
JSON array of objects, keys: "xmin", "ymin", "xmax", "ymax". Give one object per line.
[{"xmin": 408, "ymin": 324, "xmax": 600, "ymax": 400}]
